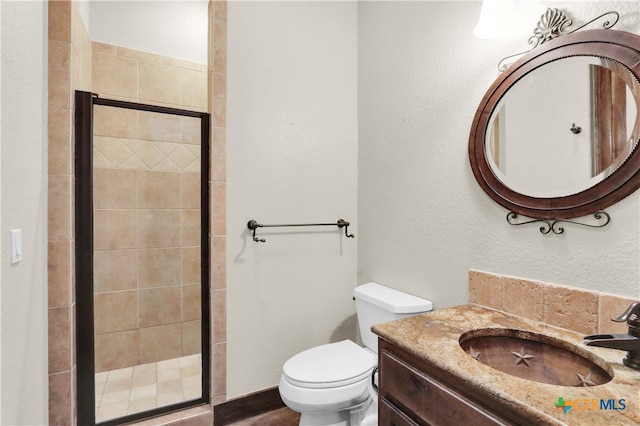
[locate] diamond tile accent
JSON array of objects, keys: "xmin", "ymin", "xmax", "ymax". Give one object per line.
[
  {"xmin": 155, "ymin": 141, "xmax": 179, "ymax": 156},
  {"xmin": 185, "ymin": 144, "xmax": 200, "ymax": 157},
  {"xmin": 120, "ymin": 156, "xmax": 147, "ymax": 170},
  {"xmin": 169, "ymin": 145, "xmax": 197, "ymax": 170},
  {"xmin": 154, "ymin": 158, "xmax": 181, "ymax": 173},
  {"xmin": 94, "ymin": 151, "xmax": 113, "ymax": 169},
  {"xmin": 136, "ymin": 142, "xmax": 165, "ymax": 169},
  {"xmin": 121, "ymin": 139, "xmax": 147, "ymax": 154},
  {"xmin": 94, "ymin": 138, "xmax": 201, "ymax": 173},
  {"xmin": 184, "ymin": 161, "xmax": 201, "ymax": 174},
  {"xmin": 94, "ymin": 136, "xmax": 134, "ymax": 167}
]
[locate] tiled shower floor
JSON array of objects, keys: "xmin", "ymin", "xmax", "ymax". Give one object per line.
[{"xmin": 95, "ymin": 354, "xmax": 202, "ymax": 423}]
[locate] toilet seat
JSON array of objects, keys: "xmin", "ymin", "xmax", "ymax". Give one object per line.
[{"xmin": 283, "ymin": 340, "xmax": 376, "ymax": 389}]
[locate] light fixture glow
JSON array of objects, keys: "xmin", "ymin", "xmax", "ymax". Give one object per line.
[{"xmin": 474, "ymin": 0, "xmax": 520, "ymax": 39}]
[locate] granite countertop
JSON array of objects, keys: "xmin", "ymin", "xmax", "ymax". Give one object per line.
[{"xmin": 372, "ymin": 304, "xmax": 640, "ymax": 425}]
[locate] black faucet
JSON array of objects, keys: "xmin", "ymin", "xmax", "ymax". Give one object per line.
[{"xmin": 583, "ymin": 301, "xmax": 640, "ymax": 371}]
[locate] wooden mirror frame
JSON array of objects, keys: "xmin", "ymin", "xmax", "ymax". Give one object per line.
[{"xmin": 469, "ymin": 29, "xmax": 640, "ymax": 220}]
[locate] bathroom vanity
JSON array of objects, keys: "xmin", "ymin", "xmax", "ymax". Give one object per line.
[
  {"xmin": 378, "ymin": 339, "xmax": 513, "ymax": 425},
  {"xmin": 373, "ymin": 305, "xmax": 640, "ymax": 426}
]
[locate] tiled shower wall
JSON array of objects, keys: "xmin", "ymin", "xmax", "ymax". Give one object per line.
[
  {"xmin": 47, "ymin": 1, "xmax": 227, "ymax": 424},
  {"xmin": 91, "ymin": 41, "xmax": 207, "ymax": 109},
  {"xmin": 91, "ymin": 42, "xmax": 206, "ymax": 373},
  {"xmin": 92, "ymin": 107, "xmax": 203, "ymax": 372},
  {"xmin": 48, "ymin": 1, "xmax": 91, "ymax": 423},
  {"xmin": 208, "ymin": 0, "xmax": 229, "ymax": 409}
]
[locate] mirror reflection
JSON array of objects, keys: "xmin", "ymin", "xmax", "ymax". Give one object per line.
[{"xmin": 486, "ymin": 56, "xmax": 640, "ymax": 198}]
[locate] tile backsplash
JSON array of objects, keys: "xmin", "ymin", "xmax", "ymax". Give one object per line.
[{"xmin": 469, "ymin": 270, "xmax": 637, "ymax": 335}]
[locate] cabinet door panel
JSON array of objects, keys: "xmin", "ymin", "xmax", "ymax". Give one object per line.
[
  {"xmin": 380, "ymin": 350, "xmax": 509, "ymax": 426},
  {"xmin": 379, "ymin": 397, "xmax": 422, "ymax": 426}
]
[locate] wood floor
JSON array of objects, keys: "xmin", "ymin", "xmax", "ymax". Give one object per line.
[{"xmin": 225, "ymin": 407, "xmax": 300, "ymax": 426}]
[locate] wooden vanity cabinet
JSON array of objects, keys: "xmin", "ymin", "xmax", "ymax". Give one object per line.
[
  {"xmin": 380, "ymin": 397, "xmax": 420, "ymax": 426},
  {"xmin": 377, "ymin": 339, "xmax": 513, "ymax": 426}
]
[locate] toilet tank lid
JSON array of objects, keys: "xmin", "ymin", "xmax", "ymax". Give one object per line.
[{"xmin": 354, "ymin": 282, "xmax": 433, "ymax": 314}]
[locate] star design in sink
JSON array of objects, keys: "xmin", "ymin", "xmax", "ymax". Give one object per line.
[
  {"xmin": 576, "ymin": 371, "xmax": 597, "ymax": 387},
  {"xmin": 511, "ymin": 347, "xmax": 535, "ymax": 367},
  {"xmin": 468, "ymin": 346, "xmax": 481, "ymax": 360}
]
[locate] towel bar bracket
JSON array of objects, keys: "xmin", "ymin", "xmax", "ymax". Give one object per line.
[{"xmin": 247, "ymin": 219, "xmax": 355, "ymax": 242}]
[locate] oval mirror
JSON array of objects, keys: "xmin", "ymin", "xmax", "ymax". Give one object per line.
[
  {"xmin": 469, "ymin": 29, "xmax": 640, "ymax": 219},
  {"xmin": 487, "ymin": 56, "xmax": 639, "ymax": 198}
]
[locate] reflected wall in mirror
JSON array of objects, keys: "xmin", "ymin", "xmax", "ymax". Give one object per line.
[
  {"xmin": 469, "ymin": 29, "xmax": 640, "ymax": 220},
  {"xmin": 486, "ymin": 56, "xmax": 639, "ymax": 198}
]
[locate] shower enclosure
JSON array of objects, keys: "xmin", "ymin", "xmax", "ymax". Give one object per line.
[{"xmin": 75, "ymin": 91, "xmax": 210, "ymax": 425}]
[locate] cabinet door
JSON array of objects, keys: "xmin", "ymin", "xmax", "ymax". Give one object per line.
[
  {"xmin": 379, "ymin": 397, "xmax": 422, "ymax": 426},
  {"xmin": 380, "ymin": 350, "xmax": 509, "ymax": 426}
]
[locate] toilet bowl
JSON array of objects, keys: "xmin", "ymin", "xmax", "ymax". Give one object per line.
[
  {"xmin": 279, "ymin": 340, "xmax": 376, "ymax": 425},
  {"xmin": 279, "ymin": 283, "xmax": 433, "ymax": 426}
]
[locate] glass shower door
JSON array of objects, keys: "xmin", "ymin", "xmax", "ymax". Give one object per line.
[{"xmin": 75, "ymin": 91, "xmax": 210, "ymax": 425}]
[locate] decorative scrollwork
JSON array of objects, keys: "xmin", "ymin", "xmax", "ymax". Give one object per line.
[
  {"xmin": 529, "ymin": 8, "xmax": 573, "ymax": 49},
  {"xmin": 506, "ymin": 211, "xmax": 611, "ymax": 235},
  {"xmin": 498, "ymin": 9, "xmax": 620, "ymax": 72},
  {"xmin": 567, "ymin": 10, "xmax": 620, "ymax": 34}
]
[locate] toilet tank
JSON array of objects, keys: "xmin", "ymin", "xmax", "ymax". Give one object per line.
[{"xmin": 354, "ymin": 282, "xmax": 433, "ymax": 353}]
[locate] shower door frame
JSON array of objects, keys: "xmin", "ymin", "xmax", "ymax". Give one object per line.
[{"xmin": 74, "ymin": 90, "xmax": 211, "ymax": 426}]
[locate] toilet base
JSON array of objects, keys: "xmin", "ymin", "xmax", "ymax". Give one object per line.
[
  {"xmin": 297, "ymin": 398, "xmax": 377, "ymax": 426},
  {"xmin": 350, "ymin": 397, "xmax": 377, "ymax": 426},
  {"xmin": 299, "ymin": 410, "xmax": 349, "ymax": 426}
]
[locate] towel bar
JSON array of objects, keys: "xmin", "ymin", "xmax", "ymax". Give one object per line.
[{"xmin": 247, "ymin": 219, "xmax": 355, "ymax": 242}]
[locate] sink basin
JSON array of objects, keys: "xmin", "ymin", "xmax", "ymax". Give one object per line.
[{"xmin": 459, "ymin": 328, "xmax": 613, "ymax": 387}]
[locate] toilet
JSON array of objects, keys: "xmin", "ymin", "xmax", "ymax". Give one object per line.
[{"xmin": 279, "ymin": 282, "xmax": 433, "ymax": 426}]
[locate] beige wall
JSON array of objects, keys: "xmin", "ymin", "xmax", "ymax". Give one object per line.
[
  {"xmin": 227, "ymin": 1, "xmax": 358, "ymax": 398},
  {"xmin": 357, "ymin": 1, "xmax": 640, "ymax": 311},
  {"xmin": 1, "ymin": 1, "xmax": 48, "ymax": 424},
  {"xmin": 225, "ymin": 0, "xmax": 640, "ymax": 399}
]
